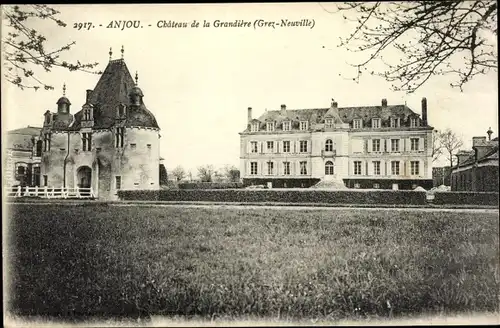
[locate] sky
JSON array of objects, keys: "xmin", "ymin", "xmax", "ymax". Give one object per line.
[{"xmin": 2, "ymin": 3, "xmax": 498, "ymax": 172}]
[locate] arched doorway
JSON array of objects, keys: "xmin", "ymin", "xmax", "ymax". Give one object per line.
[
  {"xmin": 77, "ymin": 166, "xmax": 92, "ymax": 189},
  {"xmin": 324, "ymin": 161, "xmax": 335, "ymax": 180}
]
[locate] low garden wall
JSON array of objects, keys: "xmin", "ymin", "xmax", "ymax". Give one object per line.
[{"xmin": 118, "ymin": 189, "xmax": 428, "ymax": 205}]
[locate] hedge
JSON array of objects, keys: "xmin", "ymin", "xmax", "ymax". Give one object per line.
[
  {"xmin": 433, "ymin": 192, "xmax": 499, "ymax": 206},
  {"xmin": 178, "ymin": 182, "xmax": 244, "ymax": 189},
  {"xmin": 118, "ymin": 189, "xmax": 427, "ymax": 205}
]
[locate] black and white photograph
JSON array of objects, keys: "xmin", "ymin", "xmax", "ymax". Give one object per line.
[{"xmin": 2, "ymin": 2, "xmax": 499, "ymax": 327}]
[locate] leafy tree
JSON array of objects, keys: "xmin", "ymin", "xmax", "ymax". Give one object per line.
[
  {"xmin": 223, "ymin": 164, "xmax": 240, "ymax": 182},
  {"xmin": 171, "ymin": 165, "xmax": 186, "ymax": 182},
  {"xmin": 329, "ymin": 1, "xmax": 497, "ymax": 93},
  {"xmin": 197, "ymin": 165, "xmax": 215, "ymax": 182},
  {"xmin": 159, "ymin": 164, "xmax": 168, "ymax": 186},
  {"xmin": 2, "ymin": 5, "xmax": 101, "ymax": 91},
  {"xmin": 439, "ymin": 128, "xmax": 464, "ymax": 167}
]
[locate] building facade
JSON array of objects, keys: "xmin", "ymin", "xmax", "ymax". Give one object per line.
[
  {"xmin": 39, "ymin": 52, "xmax": 161, "ymax": 200},
  {"xmin": 4, "ymin": 126, "xmax": 43, "ymax": 187},
  {"xmin": 451, "ymin": 130, "xmax": 499, "ymax": 192},
  {"xmin": 239, "ymin": 98, "xmax": 434, "ymax": 190}
]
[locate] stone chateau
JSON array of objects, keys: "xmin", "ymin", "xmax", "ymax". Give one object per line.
[
  {"xmin": 239, "ymin": 98, "xmax": 434, "ymax": 190},
  {"xmin": 9, "ymin": 49, "xmax": 162, "ymax": 200}
]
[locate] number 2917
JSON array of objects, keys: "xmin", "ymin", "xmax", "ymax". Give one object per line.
[{"xmin": 73, "ymin": 22, "xmax": 93, "ymax": 30}]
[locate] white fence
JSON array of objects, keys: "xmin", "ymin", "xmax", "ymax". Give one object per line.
[{"xmin": 5, "ymin": 186, "xmax": 95, "ymax": 199}]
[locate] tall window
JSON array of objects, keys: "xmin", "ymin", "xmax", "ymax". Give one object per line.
[
  {"xmin": 82, "ymin": 133, "xmax": 92, "ymax": 151},
  {"xmin": 391, "ymin": 139, "xmax": 400, "ymax": 152},
  {"xmin": 43, "ymin": 133, "xmax": 51, "ymax": 151},
  {"xmin": 410, "ymin": 118, "xmax": 418, "ymax": 127},
  {"xmin": 43, "ymin": 175, "xmax": 48, "ymax": 186},
  {"xmin": 372, "ymin": 118, "xmax": 381, "ymax": 128},
  {"xmin": 325, "ymin": 161, "xmax": 334, "ymax": 175},
  {"xmin": 373, "ymin": 161, "xmax": 381, "ymax": 175},
  {"xmin": 325, "ymin": 118, "xmax": 333, "ymax": 128},
  {"xmin": 283, "ymin": 161, "xmax": 290, "ymax": 175},
  {"xmin": 325, "ymin": 139, "xmax": 333, "ymax": 151},
  {"xmin": 353, "ymin": 119, "xmax": 362, "ymax": 129},
  {"xmin": 391, "ymin": 161, "xmax": 400, "ymax": 175},
  {"xmin": 299, "ymin": 140, "xmax": 308, "ymax": 153},
  {"xmin": 115, "ymin": 127, "xmax": 124, "ymax": 148},
  {"xmin": 282, "ymin": 141, "xmax": 290, "ymax": 153},
  {"xmin": 115, "ymin": 176, "xmax": 122, "ymax": 190},
  {"xmin": 300, "ymin": 121, "xmax": 308, "ymax": 131},
  {"xmin": 410, "ymin": 161, "xmax": 419, "ymax": 175},
  {"xmin": 300, "ymin": 161, "xmax": 307, "ymax": 175},
  {"xmin": 372, "ymin": 139, "xmax": 380, "ymax": 152},
  {"xmin": 410, "ymin": 138, "xmax": 419, "ymax": 151},
  {"xmin": 36, "ymin": 140, "xmax": 43, "ymax": 157},
  {"xmin": 282, "ymin": 121, "xmax": 291, "ymax": 131},
  {"xmin": 267, "ymin": 141, "xmax": 274, "ymax": 153},
  {"xmin": 354, "ymin": 161, "xmax": 362, "ymax": 175},
  {"xmin": 251, "ymin": 123, "xmax": 259, "ymax": 132},
  {"xmin": 251, "ymin": 141, "xmax": 258, "ymax": 153},
  {"xmin": 266, "ymin": 122, "xmax": 275, "ymax": 132},
  {"xmin": 267, "ymin": 161, "xmax": 274, "ymax": 175},
  {"xmin": 250, "ymin": 162, "xmax": 258, "ymax": 175}
]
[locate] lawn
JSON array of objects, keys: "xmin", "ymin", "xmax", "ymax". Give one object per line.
[{"xmin": 4, "ymin": 203, "xmax": 500, "ymax": 323}]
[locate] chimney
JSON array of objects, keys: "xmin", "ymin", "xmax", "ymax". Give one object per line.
[
  {"xmin": 86, "ymin": 89, "xmax": 93, "ymax": 104},
  {"xmin": 381, "ymin": 98, "xmax": 387, "ymax": 107},
  {"xmin": 247, "ymin": 107, "xmax": 252, "ymax": 123},
  {"xmin": 280, "ymin": 104, "xmax": 287, "ymax": 114},
  {"xmin": 456, "ymin": 150, "xmax": 472, "ymax": 166},
  {"xmin": 331, "ymin": 99, "xmax": 338, "ymax": 108},
  {"xmin": 487, "ymin": 127, "xmax": 493, "ymax": 141},
  {"xmin": 421, "ymin": 97, "xmax": 428, "ymax": 126},
  {"xmin": 472, "ymin": 136, "xmax": 490, "ymax": 161}
]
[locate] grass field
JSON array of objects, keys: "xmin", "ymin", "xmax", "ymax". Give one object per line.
[{"xmin": 5, "ymin": 203, "xmax": 500, "ymax": 323}]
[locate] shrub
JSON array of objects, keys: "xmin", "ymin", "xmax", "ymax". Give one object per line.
[
  {"xmin": 118, "ymin": 189, "xmax": 427, "ymax": 205},
  {"xmin": 433, "ymin": 191, "xmax": 499, "ymax": 206},
  {"xmin": 178, "ymin": 182, "xmax": 244, "ymax": 189},
  {"xmin": 118, "ymin": 190, "xmax": 160, "ymax": 201}
]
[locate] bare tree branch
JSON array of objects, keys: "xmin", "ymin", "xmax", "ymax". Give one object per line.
[
  {"xmin": 332, "ymin": 1, "xmax": 497, "ymax": 93},
  {"xmin": 2, "ymin": 5, "xmax": 102, "ymax": 91}
]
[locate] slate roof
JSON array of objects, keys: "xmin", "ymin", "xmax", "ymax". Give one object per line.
[
  {"xmin": 245, "ymin": 104, "xmax": 426, "ymax": 131},
  {"xmin": 7, "ymin": 126, "xmax": 42, "ymax": 151},
  {"xmin": 456, "ymin": 140, "xmax": 499, "ymax": 168},
  {"xmin": 50, "ymin": 59, "xmax": 159, "ymax": 131},
  {"xmin": 8, "ymin": 126, "xmax": 42, "ymax": 136}
]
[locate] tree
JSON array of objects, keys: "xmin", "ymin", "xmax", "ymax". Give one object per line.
[
  {"xmin": 2, "ymin": 5, "xmax": 101, "ymax": 91},
  {"xmin": 432, "ymin": 129, "xmax": 443, "ymax": 162},
  {"xmin": 223, "ymin": 164, "xmax": 240, "ymax": 182},
  {"xmin": 159, "ymin": 164, "xmax": 168, "ymax": 186},
  {"xmin": 439, "ymin": 128, "xmax": 464, "ymax": 167},
  {"xmin": 197, "ymin": 165, "xmax": 215, "ymax": 182},
  {"xmin": 330, "ymin": 1, "xmax": 497, "ymax": 93},
  {"xmin": 171, "ymin": 165, "xmax": 186, "ymax": 182}
]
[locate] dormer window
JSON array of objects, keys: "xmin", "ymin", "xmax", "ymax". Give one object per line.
[
  {"xmin": 410, "ymin": 117, "xmax": 418, "ymax": 127},
  {"xmin": 299, "ymin": 121, "xmax": 308, "ymax": 131},
  {"xmin": 325, "ymin": 118, "xmax": 333, "ymax": 128},
  {"xmin": 266, "ymin": 122, "xmax": 275, "ymax": 132},
  {"xmin": 353, "ymin": 119, "xmax": 363, "ymax": 129},
  {"xmin": 372, "ymin": 118, "xmax": 381, "ymax": 129},
  {"xmin": 251, "ymin": 123, "xmax": 259, "ymax": 132},
  {"xmin": 390, "ymin": 117, "xmax": 401, "ymax": 128},
  {"xmin": 117, "ymin": 104, "xmax": 126, "ymax": 117},
  {"xmin": 83, "ymin": 109, "xmax": 91, "ymax": 121},
  {"xmin": 282, "ymin": 121, "xmax": 291, "ymax": 131}
]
